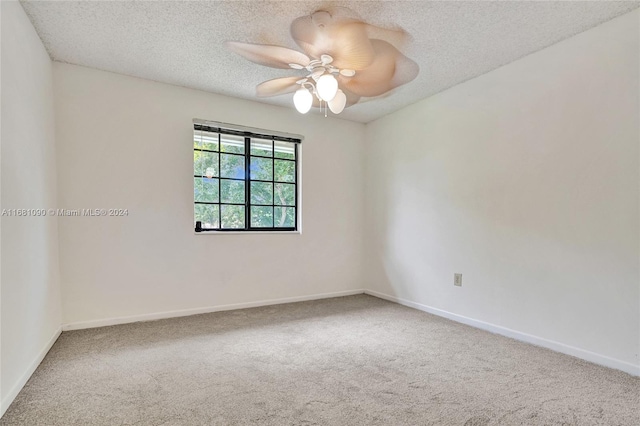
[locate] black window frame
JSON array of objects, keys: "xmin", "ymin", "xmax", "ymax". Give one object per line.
[{"xmin": 193, "ymin": 123, "xmax": 300, "ymax": 232}]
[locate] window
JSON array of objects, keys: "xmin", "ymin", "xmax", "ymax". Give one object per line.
[{"xmin": 193, "ymin": 121, "xmax": 301, "ymax": 232}]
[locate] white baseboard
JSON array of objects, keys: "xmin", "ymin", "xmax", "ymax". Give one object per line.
[
  {"xmin": 62, "ymin": 289, "xmax": 366, "ymax": 331},
  {"xmin": 1, "ymin": 327, "xmax": 62, "ymax": 417},
  {"xmin": 364, "ymin": 289, "xmax": 640, "ymax": 377}
]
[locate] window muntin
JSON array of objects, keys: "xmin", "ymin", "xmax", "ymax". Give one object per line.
[{"xmin": 194, "ymin": 125, "xmax": 299, "ymax": 232}]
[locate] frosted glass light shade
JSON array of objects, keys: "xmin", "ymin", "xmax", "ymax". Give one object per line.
[
  {"xmin": 328, "ymin": 90, "xmax": 347, "ymax": 114},
  {"xmin": 316, "ymin": 74, "xmax": 338, "ymax": 101},
  {"xmin": 293, "ymin": 88, "xmax": 313, "ymax": 114}
]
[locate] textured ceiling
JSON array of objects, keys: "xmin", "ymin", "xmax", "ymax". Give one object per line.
[{"xmin": 21, "ymin": 1, "xmax": 639, "ymax": 123}]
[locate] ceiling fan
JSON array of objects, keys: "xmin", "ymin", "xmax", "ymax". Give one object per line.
[{"xmin": 227, "ymin": 7, "xmax": 419, "ymax": 115}]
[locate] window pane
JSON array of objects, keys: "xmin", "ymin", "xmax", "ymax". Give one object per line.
[
  {"xmin": 221, "ymin": 205, "xmax": 245, "ymax": 229},
  {"xmin": 220, "ymin": 180, "xmax": 245, "ymax": 204},
  {"xmin": 220, "ymin": 154, "xmax": 245, "ymax": 179},
  {"xmin": 251, "ymin": 206, "xmax": 273, "ymax": 228},
  {"xmin": 251, "ymin": 138, "xmax": 273, "ymax": 157},
  {"xmin": 195, "ymin": 204, "xmax": 219, "ymax": 229},
  {"xmin": 274, "ymin": 207, "xmax": 295, "ymax": 228},
  {"xmin": 193, "ymin": 130, "xmax": 202, "ymax": 150},
  {"xmin": 194, "ymin": 130, "xmax": 218, "ymax": 151},
  {"xmin": 220, "ymin": 134, "xmax": 245, "ymax": 154},
  {"xmin": 194, "ymin": 151, "xmax": 218, "ymax": 177},
  {"xmin": 250, "ymin": 156, "xmax": 273, "ymax": 181},
  {"xmin": 194, "ymin": 178, "xmax": 219, "ymax": 203},
  {"xmin": 274, "ymin": 141, "xmax": 295, "ymax": 159},
  {"xmin": 274, "ymin": 183, "xmax": 295, "ymax": 206},
  {"xmin": 251, "ymin": 181, "xmax": 273, "ymax": 205},
  {"xmin": 274, "ymin": 159, "xmax": 295, "ymax": 182}
]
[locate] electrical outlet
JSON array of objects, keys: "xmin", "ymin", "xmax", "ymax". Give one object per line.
[{"xmin": 454, "ymin": 273, "xmax": 462, "ymax": 287}]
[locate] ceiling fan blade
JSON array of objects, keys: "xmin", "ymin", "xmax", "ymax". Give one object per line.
[
  {"xmin": 226, "ymin": 41, "xmax": 310, "ymax": 69},
  {"xmin": 320, "ymin": 5, "xmax": 410, "ymax": 49},
  {"xmin": 390, "ymin": 49, "xmax": 420, "ymax": 88},
  {"xmin": 365, "ymin": 24, "xmax": 411, "ymax": 51},
  {"xmin": 256, "ymin": 76, "xmax": 301, "ymax": 98},
  {"xmin": 344, "ymin": 88, "xmax": 361, "ymax": 107},
  {"xmin": 338, "ymin": 39, "xmax": 418, "ymax": 97},
  {"xmin": 330, "ymin": 22, "xmax": 377, "ymax": 70},
  {"xmin": 290, "ymin": 13, "xmax": 375, "ymax": 70}
]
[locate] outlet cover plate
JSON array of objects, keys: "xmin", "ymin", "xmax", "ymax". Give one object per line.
[{"xmin": 454, "ymin": 273, "xmax": 462, "ymax": 287}]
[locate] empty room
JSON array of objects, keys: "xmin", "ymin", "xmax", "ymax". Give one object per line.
[{"xmin": 1, "ymin": 1, "xmax": 639, "ymax": 424}]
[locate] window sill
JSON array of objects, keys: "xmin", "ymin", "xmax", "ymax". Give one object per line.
[{"xmin": 194, "ymin": 230, "xmax": 301, "ymax": 235}]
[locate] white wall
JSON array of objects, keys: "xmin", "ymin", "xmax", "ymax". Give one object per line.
[
  {"xmin": 1, "ymin": 1, "xmax": 62, "ymax": 414},
  {"xmin": 364, "ymin": 10, "xmax": 639, "ymax": 374},
  {"xmin": 53, "ymin": 63, "xmax": 365, "ymax": 327}
]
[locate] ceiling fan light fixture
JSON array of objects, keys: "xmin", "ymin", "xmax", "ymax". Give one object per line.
[
  {"xmin": 227, "ymin": 7, "xmax": 419, "ymax": 117},
  {"xmin": 316, "ymin": 74, "xmax": 338, "ymax": 101},
  {"xmin": 328, "ymin": 89, "xmax": 347, "ymax": 114},
  {"xmin": 293, "ymin": 87, "xmax": 313, "ymax": 113}
]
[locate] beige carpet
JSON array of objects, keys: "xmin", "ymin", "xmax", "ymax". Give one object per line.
[{"xmin": 1, "ymin": 295, "xmax": 638, "ymax": 425}]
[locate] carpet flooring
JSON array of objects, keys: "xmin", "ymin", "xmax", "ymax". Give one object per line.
[{"xmin": 1, "ymin": 295, "xmax": 638, "ymax": 425}]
